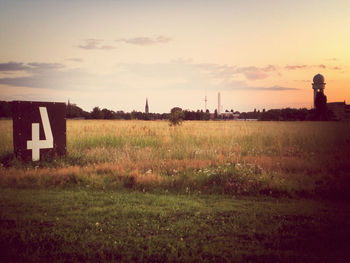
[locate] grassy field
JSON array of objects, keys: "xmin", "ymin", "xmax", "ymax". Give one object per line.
[
  {"xmin": 0, "ymin": 120, "xmax": 350, "ymax": 262},
  {"xmin": 1, "ymin": 120, "xmax": 349, "ymax": 198}
]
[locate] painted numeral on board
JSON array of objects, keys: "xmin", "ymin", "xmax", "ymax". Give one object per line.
[{"xmin": 27, "ymin": 107, "xmax": 53, "ymax": 161}]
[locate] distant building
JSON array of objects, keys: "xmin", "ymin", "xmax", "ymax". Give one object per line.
[
  {"xmin": 327, "ymin": 101, "xmax": 350, "ymax": 120},
  {"xmin": 209, "ymin": 111, "xmax": 240, "ymax": 120},
  {"xmin": 145, "ymin": 98, "xmax": 149, "ymax": 114},
  {"xmin": 220, "ymin": 112, "xmax": 240, "ymax": 120},
  {"xmin": 312, "ymin": 74, "xmax": 350, "ymax": 120}
]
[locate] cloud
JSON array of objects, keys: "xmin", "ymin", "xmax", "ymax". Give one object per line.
[
  {"xmin": 0, "ymin": 76, "xmax": 48, "ymax": 88},
  {"xmin": 224, "ymin": 80, "xmax": 298, "ymax": 91},
  {"xmin": 192, "ymin": 63, "xmax": 229, "ymax": 81},
  {"xmin": 27, "ymin": 62, "xmax": 64, "ymax": 70},
  {"xmin": 0, "ymin": 62, "xmax": 29, "ymax": 71},
  {"xmin": 285, "ymin": 65, "xmax": 308, "ymax": 70},
  {"xmin": 294, "ymin": 79, "xmax": 311, "ymax": 83},
  {"xmin": 67, "ymin": 58, "xmax": 83, "ymax": 62},
  {"xmin": 117, "ymin": 35, "xmax": 172, "ymax": 46},
  {"xmin": 236, "ymin": 65, "xmax": 276, "ymax": 80},
  {"xmin": 0, "ymin": 61, "xmax": 80, "ymax": 90},
  {"xmin": 0, "ymin": 61, "xmax": 125, "ymax": 92},
  {"xmin": 285, "ymin": 64, "xmax": 336, "ymax": 71},
  {"xmin": 196, "ymin": 63, "xmax": 277, "ymax": 80},
  {"xmin": 0, "ymin": 60, "xmax": 298, "ymax": 97},
  {"xmin": 246, "ymin": 85, "xmax": 298, "ymax": 91},
  {"xmin": 76, "ymin": 39, "xmax": 100, "ymax": 49},
  {"xmin": 75, "ymin": 39, "xmax": 116, "ymax": 50},
  {"xmin": 0, "ymin": 68, "xmax": 106, "ymax": 91},
  {"xmin": 154, "ymin": 35, "xmax": 173, "ymax": 43},
  {"xmin": 0, "ymin": 62, "xmax": 65, "ymax": 72}
]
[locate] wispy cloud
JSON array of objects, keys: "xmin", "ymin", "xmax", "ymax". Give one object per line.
[
  {"xmin": 0, "ymin": 62, "xmax": 29, "ymax": 71},
  {"xmin": 0, "ymin": 60, "xmax": 298, "ymax": 95},
  {"xmin": 245, "ymin": 85, "xmax": 298, "ymax": 91},
  {"xmin": 223, "ymin": 79, "xmax": 297, "ymax": 91},
  {"xmin": 27, "ymin": 62, "xmax": 64, "ymax": 70},
  {"xmin": 284, "ymin": 64, "xmax": 335, "ymax": 70},
  {"xmin": 236, "ymin": 65, "xmax": 277, "ymax": 80},
  {"xmin": 196, "ymin": 63, "xmax": 278, "ymax": 80},
  {"xmin": 285, "ymin": 65, "xmax": 308, "ymax": 70},
  {"xmin": 117, "ymin": 35, "xmax": 172, "ymax": 46},
  {"xmin": 75, "ymin": 39, "xmax": 116, "ymax": 50},
  {"xmin": 0, "ymin": 62, "xmax": 64, "ymax": 72},
  {"xmin": 0, "ymin": 61, "xmax": 72, "ymax": 89},
  {"xmin": 67, "ymin": 58, "xmax": 83, "ymax": 62},
  {"xmin": 0, "ymin": 66, "xmax": 108, "ymax": 91},
  {"xmin": 0, "ymin": 61, "xmax": 126, "ymax": 92}
]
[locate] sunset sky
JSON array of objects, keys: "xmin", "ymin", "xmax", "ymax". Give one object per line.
[{"xmin": 1, "ymin": 0, "xmax": 349, "ymax": 113}]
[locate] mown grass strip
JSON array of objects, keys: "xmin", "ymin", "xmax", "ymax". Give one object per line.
[{"xmin": 0, "ymin": 189, "xmax": 349, "ymax": 262}]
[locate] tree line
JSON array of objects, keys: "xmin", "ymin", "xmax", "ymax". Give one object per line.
[{"xmin": 0, "ymin": 100, "xmax": 334, "ymax": 121}]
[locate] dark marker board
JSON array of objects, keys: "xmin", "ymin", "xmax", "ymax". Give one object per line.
[{"xmin": 12, "ymin": 101, "xmax": 66, "ymax": 161}]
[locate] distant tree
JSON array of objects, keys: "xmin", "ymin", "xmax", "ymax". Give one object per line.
[
  {"xmin": 131, "ymin": 110, "xmax": 141, "ymax": 120},
  {"xmin": 205, "ymin": 109, "xmax": 210, "ymax": 120},
  {"xmin": 186, "ymin": 110, "xmax": 196, "ymax": 120},
  {"xmin": 169, "ymin": 107, "xmax": 185, "ymax": 126},
  {"xmin": 258, "ymin": 108, "xmax": 311, "ymax": 121},
  {"xmin": 124, "ymin": 113, "xmax": 132, "ymax": 120},
  {"xmin": 214, "ymin": 109, "xmax": 218, "ymax": 119},
  {"xmin": 102, "ymin": 108, "xmax": 115, "ymax": 119},
  {"xmin": 91, "ymin": 106, "xmax": 104, "ymax": 119},
  {"xmin": 115, "ymin": 111, "xmax": 125, "ymax": 119},
  {"xmin": 0, "ymin": 101, "xmax": 12, "ymax": 118},
  {"xmin": 66, "ymin": 103, "xmax": 88, "ymax": 118}
]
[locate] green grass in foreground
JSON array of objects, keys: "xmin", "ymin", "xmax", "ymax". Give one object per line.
[{"xmin": 0, "ymin": 189, "xmax": 349, "ymax": 262}]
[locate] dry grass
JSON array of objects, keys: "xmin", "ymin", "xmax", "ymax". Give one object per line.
[{"xmin": 1, "ymin": 120, "xmax": 350, "ymax": 198}]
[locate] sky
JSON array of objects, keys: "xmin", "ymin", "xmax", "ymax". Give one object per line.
[{"xmin": 0, "ymin": 0, "xmax": 349, "ymax": 113}]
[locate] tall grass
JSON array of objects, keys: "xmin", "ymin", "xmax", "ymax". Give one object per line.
[{"xmin": 1, "ymin": 120, "xmax": 349, "ymax": 198}]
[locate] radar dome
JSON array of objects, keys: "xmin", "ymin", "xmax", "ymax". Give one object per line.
[{"xmin": 313, "ymin": 74, "xmax": 325, "ymax": 84}]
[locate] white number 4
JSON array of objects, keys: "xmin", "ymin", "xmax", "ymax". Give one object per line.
[{"xmin": 27, "ymin": 107, "xmax": 53, "ymax": 161}]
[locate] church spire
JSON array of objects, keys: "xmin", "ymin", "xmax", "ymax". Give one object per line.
[{"xmin": 145, "ymin": 98, "xmax": 149, "ymax": 114}]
